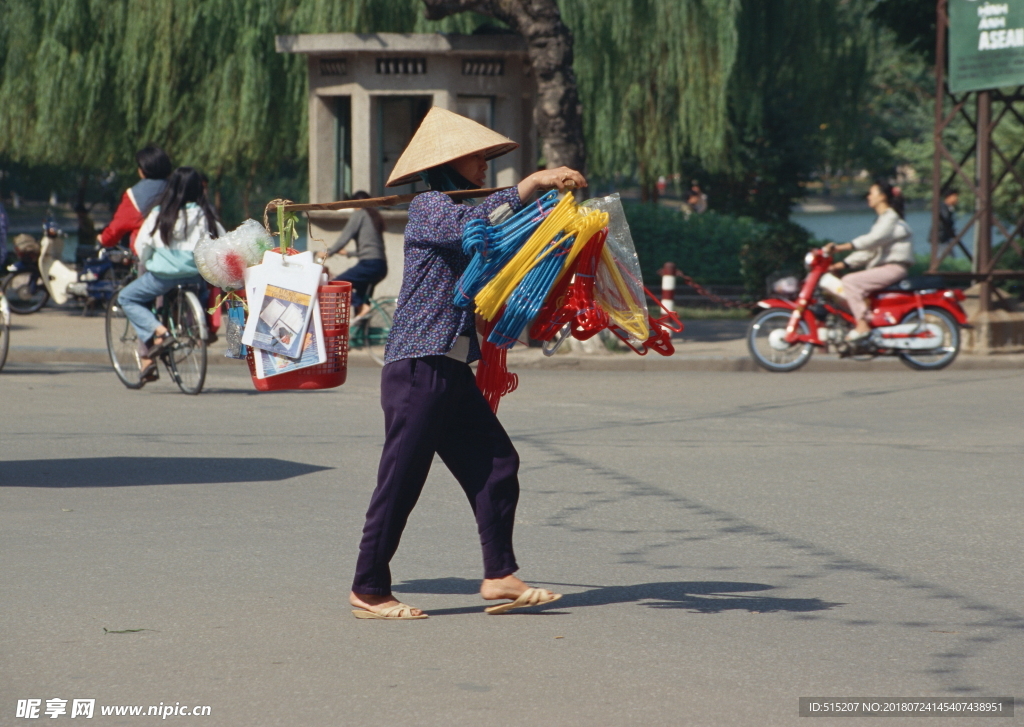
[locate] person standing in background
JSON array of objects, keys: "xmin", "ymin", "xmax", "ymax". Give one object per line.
[
  {"xmin": 937, "ymin": 187, "xmax": 959, "ymax": 252},
  {"xmin": 98, "ymin": 145, "xmax": 173, "ymax": 254},
  {"xmin": 687, "ymin": 180, "xmax": 708, "ymax": 213}
]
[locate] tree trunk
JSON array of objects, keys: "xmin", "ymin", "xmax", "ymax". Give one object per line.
[{"xmin": 421, "ymin": 0, "xmax": 586, "ymax": 174}]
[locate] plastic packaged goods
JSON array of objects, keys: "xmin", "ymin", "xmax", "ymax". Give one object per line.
[
  {"xmin": 584, "ymin": 194, "xmax": 649, "ymax": 343},
  {"xmin": 474, "ymin": 193, "xmax": 578, "ymax": 320},
  {"xmin": 194, "ymin": 219, "xmax": 274, "ymax": 290},
  {"xmin": 224, "ymin": 300, "xmax": 247, "ymax": 359},
  {"xmin": 455, "ymin": 191, "xmax": 559, "ymax": 309}
]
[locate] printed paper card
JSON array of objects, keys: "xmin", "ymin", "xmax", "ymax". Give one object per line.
[
  {"xmin": 253, "ymin": 297, "xmax": 328, "ymax": 378},
  {"xmin": 242, "ymin": 250, "xmax": 323, "ymax": 359}
]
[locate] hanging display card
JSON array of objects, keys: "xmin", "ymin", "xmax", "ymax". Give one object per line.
[
  {"xmin": 252, "ymin": 296, "xmax": 327, "ymax": 378},
  {"xmin": 242, "ymin": 250, "xmax": 323, "ymax": 359}
]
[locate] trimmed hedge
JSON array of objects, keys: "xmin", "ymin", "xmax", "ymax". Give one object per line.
[{"xmin": 622, "ymin": 201, "xmax": 817, "ymax": 296}]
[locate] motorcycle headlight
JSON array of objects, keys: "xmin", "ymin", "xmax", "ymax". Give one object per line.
[{"xmin": 804, "ymin": 251, "xmax": 815, "ymax": 269}]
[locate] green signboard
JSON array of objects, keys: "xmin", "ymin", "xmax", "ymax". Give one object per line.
[{"xmin": 949, "ymin": 0, "xmax": 1024, "ymax": 93}]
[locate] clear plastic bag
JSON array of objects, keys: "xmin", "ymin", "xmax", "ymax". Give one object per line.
[
  {"xmin": 194, "ymin": 219, "xmax": 274, "ymax": 290},
  {"xmin": 582, "ymin": 194, "xmax": 649, "ymax": 343}
]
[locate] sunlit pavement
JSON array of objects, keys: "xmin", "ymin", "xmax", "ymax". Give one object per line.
[{"xmin": 1, "ymin": 363, "xmax": 1022, "ymax": 725}]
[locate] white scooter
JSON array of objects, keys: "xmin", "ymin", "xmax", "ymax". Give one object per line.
[{"xmin": 38, "ymin": 221, "xmax": 133, "ymax": 313}]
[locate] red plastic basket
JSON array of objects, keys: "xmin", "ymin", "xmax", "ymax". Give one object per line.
[{"xmin": 246, "ymin": 280, "xmax": 352, "ymax": 391}]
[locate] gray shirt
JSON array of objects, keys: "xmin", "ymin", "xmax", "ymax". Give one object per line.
[{"xmin": 326, "ymin": 209, "xmax": 386, "ymax": 262}]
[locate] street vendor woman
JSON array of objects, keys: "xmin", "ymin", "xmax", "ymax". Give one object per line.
[{"xmin": 350, "ymin": 107, "xmax": 586, "ymax": 619}]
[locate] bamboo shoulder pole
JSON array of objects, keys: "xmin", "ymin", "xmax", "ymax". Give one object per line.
[{"xmin": 281, "ymin": 187, "xmax": 511, "ymax": 213}]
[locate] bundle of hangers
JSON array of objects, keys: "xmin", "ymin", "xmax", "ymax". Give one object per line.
[{"xmin": 455, "ymin": 191, "xmax": 683, "ymax": 412}]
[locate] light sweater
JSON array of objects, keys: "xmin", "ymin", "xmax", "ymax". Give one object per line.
[
  {"xmin": 135, "ymin": 203, "xmax": 226, "ymax": 268},
  {"xmin": 844, "ymin": 208, "xmax": 914, "ymax": 269}
]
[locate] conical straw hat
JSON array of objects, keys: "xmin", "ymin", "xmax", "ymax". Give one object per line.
[{"xmin": 385, "ymin": 107, "xmax": 519, "ymax": 188}]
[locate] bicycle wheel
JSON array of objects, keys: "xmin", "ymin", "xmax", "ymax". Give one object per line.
[
  {"xmin": 364, "ymin": 297, "xmax": 395, "ymax": 366},
  {"xmin": 165, "ymin": 289, "xmax": 207, "ymax": 395},
  {"xmin": 106, "ymin": 293, "xmax": 143, "ymax": 389},
  {"xmin": 0, "ymin": 298, "xmax": 10, "ymax": 372},
  {"xmin": 2, "ymin": 270, "xmax": 49, "ymax": 314}
]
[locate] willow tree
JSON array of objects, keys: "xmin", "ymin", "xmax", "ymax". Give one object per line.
[
  {"xmin": 709, "ymin": 0, "xmax": 877, "ymax": 220},
  {"xmin": 563, "ymin": 0, "xmax": 739, "ymax": 199}
]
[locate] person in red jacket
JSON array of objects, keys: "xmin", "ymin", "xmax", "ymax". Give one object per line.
[{"xmin": 98, "ymin": 145, "xmax": 173, "ymax": 254}]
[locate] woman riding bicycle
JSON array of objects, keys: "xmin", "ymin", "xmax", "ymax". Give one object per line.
[
  {"xmin": 118, "ymin": 167, "xmax": 224, "ymax": 385},
  {"xmin": 316, "ymin": 191, "xmax": 387, "ymax": 318},
  {"xmin": 822, "ymin": 180, "xmax": 913, "ymax": 342}
]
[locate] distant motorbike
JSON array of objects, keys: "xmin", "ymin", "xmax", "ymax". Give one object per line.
[
  {"xmin": 37, "ymin": 218, "xmax": 134, "ymax": 315},
  {"xmin": 2, "ymin": 231, "xmax": 48, "ymax": 313},
  {"xmin": 748, "ymin": 248, "xmax": 969, "ymax": 372}
]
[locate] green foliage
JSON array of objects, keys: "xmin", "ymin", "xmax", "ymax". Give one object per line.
[
  {"xmin": 624, "ymin": 202, "xmax": 756, "ymax": 286},
  {"xmin": 0, "ymin": 0, "xmax": 496, "ymax": 225},
  {"xmin": 624, "ymin": 200, "xmax": 817, "ymax": 296},
  {"xmin": 737, "ymin": 220, "xmax": 816, "ymax": 297},
  {"xmin": 562, "ymin": 0, "xmax": 739, "ymax": 185},
  {"xmin": 696, "ymin": 0, "xmax": 878, "ymax": 221},
  {"xmin": 908, "ymin": 253, "xmax": 972, "ymax": 277}
]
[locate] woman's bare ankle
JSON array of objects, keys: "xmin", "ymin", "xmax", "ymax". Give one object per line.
[
  {"xmin": 480, "ymin": 575, "xmax": 528, "ymax": 601},
  {"xmin": 349, "ymin": 591, "xmax": 423, "ymax": 616}
]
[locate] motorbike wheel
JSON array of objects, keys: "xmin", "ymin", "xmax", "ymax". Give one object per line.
[
  {"xmin": 748, "ymin": 308, "xmax": 814, "ymax": 372},
  {"xmin": 898, "ymin": 307, "xmax": 960, "ymax": 371},
  {"xmin": 2, "ymin": 270, "xmax": 49, "ymax": 314},
  {"xmin": 106, "ymin": 294, "xmax": 143, "ymax": 389}
]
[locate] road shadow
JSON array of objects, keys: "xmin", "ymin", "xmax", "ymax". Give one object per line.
[
  {"xmin": 0, "ymin": 457, "xmax": 331, "ymax": 487},
  {"xmin": 393, "ymin": 577, "xmax": 841, "ymax": 615}
]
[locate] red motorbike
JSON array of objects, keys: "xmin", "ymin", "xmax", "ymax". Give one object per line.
[{"xmin": 748, "ymin": 248, "xmax": 969, "ymax": 372}]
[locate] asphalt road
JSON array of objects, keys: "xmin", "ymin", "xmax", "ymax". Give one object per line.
[{"xmin": 1, "ymin": 362, "xmax": 1022, "ymax": 726}]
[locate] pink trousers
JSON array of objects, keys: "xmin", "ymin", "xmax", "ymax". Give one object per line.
[{"xmin": 842, "ymin": 264, "xmax": 908, "ymax": 321}]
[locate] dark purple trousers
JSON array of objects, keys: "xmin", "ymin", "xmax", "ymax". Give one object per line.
[{"xmin": 351, "ymin": 356, "xmax": 520, "ymax": 595}]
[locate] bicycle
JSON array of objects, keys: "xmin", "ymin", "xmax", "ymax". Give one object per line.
[
  {"xmin": 106, "ymin": 283, "xmax": 208, "ymax": 394},
  {"xmin": 347, "ymin": 287, "xmax": 395, "ymax": 366}
]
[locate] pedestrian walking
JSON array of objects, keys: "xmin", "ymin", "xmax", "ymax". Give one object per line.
[
  {"xmin": 349, "ymin": 107, "xmax": 586, "ymax": 620},
  {"xmin": 938, "ymin": 186, "xmax": 959, "ymax": 250}
]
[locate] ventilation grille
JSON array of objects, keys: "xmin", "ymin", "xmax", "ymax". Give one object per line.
[
  {"xmin": 319, "ymin": 58, "xmax": 347, "ymax": 76},
  {"xmin": 376, "ymin": 57, "xmax": 427, "ymax": 75},
  {"xmin": 462, "ymin": 59, "xmax": 504, "ymax": 77}
]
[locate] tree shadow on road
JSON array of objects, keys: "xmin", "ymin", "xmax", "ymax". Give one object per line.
[
  {"xmin": 0, "ymin": 457, "xmax": 331, "ymax": 487},
  {"xmin": 393, "ymin": 577, "xmax": 841, "ymax": 616}
]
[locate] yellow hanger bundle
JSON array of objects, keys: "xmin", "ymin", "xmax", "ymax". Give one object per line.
[{"xmin": 456, "ymin": 192, "xmax": 683, "ymax": 411}]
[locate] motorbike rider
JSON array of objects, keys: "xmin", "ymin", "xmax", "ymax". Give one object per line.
[
  {"xmin": 118, "ymin": 167, "xmax": 223, "ymax": 385},
  {"xmin": 822, "ymin": 180, "xmax": 913, "ymax": 342},
  {"xmin": 97, "ymin": 145, "xmax": 173, "ymax": 255}
]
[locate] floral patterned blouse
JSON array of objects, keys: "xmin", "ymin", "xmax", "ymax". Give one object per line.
[{"xmin": 384, "ymin": 187, "xmax": 523, "ymax": 365}]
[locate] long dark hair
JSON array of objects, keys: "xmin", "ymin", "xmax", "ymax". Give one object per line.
[
  {"xmin": 874, "ymin": 179, "xmax": 905, "ymax": 219},
  {"xmin": 351, "ymin": 190, "xmax": 385, "ymax": 236},
  {"xmin": 150, "ymin": 167, "xmax": 221, "ymax": 245}
]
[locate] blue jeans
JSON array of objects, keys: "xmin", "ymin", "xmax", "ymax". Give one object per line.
[
  {"xmin": 334, "ymin": 258, "xmax": 387, "ymax": 309},
  {"xmin": 119, "ymin": 272, "xmax": 206, "ymax": 343}
]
